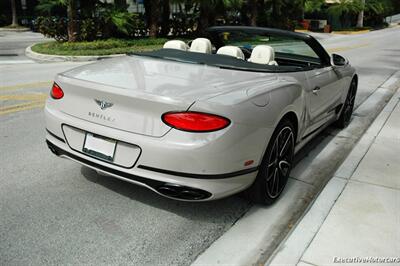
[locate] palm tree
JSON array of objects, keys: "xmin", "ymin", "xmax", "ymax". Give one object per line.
[
  {"xmin": 67, "ymin": 0, "xmax": 78, "ymax": 42},
  {"xmin": 143, "ymin": 0, "xmax": 162, "ymax": 37},
  {"xmin": 356, "ymin": 0, "xmax": 365, "ymax": 27},
  {"xmin": 248, "ymin": 0, "xmax": 257, "ymax": 26},
  {"xmin": 304, "ymin": 0, "xmax": 325, "ymax": 13},
  {"xmin": 327, "ymin": 0, "xmax": 363, "ymax": 28},
  {"xmin": 160, "ymin": 0, "xmax": 171, "ymax": 36},
  {"xmin": 10, "ymin": 0, "xmax": 19, "ymax": 27},
  {"xmin": 364, "ymin": 0, "xmax": 393, "ymax": 26}
]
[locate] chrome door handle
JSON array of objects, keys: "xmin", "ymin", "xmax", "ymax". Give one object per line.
[{"xmin": 312, "ymin": 86, "xmax": 321, "ymax": 94}]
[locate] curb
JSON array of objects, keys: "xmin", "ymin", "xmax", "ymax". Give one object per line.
[
  {"xmin": 331, "ymin": 29, "xmax": 370, "ymax": 35},
  {"xmin": 25, "ymin": 44, "xmax": 125, "ymax": 62},
  {"xmin": 0, "ymin": 27, "xmax": 30, "ymax": 32},
  {"xmin": 295, "ymin": 29, "xmax": 371, "ymax": 35},
  {"xmin": 192, "ymin": 70, "xmax": 400, "ymax": 266},
  {"xmin": 267, "ymin": 71, "xmax": 400, "ymax": 265}
]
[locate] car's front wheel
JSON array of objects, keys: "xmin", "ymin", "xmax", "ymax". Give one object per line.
[
  {"xmin": 245, "ymin": 119, "xmax": 295, "ymax": 205},
  {"xmin": 335, "ymin": 78, "xmax": 357, "ymax": 128}
]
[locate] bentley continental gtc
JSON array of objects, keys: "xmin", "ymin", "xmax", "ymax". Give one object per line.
[{"xmin": 45, "ymin": 26, "xmax": 357, "ymax": 204}]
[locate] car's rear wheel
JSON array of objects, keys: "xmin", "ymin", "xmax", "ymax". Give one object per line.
[
  {"xmin": 335, "ymin": 79, "xmax": 357, "ymax": 128},
  {"xmin": 245, "ymin": 119, "xmax": 295, "ymax": 205}
]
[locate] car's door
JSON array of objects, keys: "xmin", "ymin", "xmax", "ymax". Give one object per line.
[
  {"xmin": 268, "ymin": 36, "xmax": 343, "ymax": 135},
  {"xmin": 304, "ymin": 65, "xmax": 343, "ymax": 134}
]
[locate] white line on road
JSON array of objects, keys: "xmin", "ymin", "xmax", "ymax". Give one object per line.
[{"xmin": 0, "ymin": 60, "xmax": 35, "ymax": 64}]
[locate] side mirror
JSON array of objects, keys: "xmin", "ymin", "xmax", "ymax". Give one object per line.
[{"xmin": 331, "ymin": 53, "xmax": 348, "ymax": 66}]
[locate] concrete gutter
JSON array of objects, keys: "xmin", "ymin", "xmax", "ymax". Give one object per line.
[
  {"xmin": 191, "ymin": 70, "xmax": 400, "ymax": 266},
  {"xmin": 25, "ymin": 44, "xmax": 125, "ymax": 62}
]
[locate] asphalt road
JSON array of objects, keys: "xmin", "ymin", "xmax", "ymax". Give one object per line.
[{"xmin": 1, "ymin": 27, "xmax": 400, "ymax": 265}]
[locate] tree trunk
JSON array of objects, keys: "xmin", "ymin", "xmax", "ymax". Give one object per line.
[
  {"xmin": 10, "ymin": 0, "xmax": 18, "ymax": 26},
  {"xmin": 248, "ymin": 0, "xmax": 257, "ymax": 26},
  {"xmin": 67, "ymin": 0, "xmax": 78, "ymax": 42},
  {"xmin": 197, "ymin": 2, "xmax": 209, "ymax": 34},
  {"xmin": 356, "ymin": 0, "xmax": 365, "ymax": 28},
  {"xmin": 271, "ymin": 0, "xmax": 283, "ymax": 28},
  {"xmin": 160, "ymin": 0, "xmax": 170, "ymax": 36},
  {"xmin": 144, "ymin": 0, "xmax": 160, "ymax": 37},
  {"xmin": 114, "ymin": 0, "xmax": 127, "ymax": 9}
]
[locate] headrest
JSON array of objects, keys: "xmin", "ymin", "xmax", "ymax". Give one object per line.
[
  {"xmin": 248, "ymin": 45, "xmax": 276, "ymax": 65},
  {"xmin": 189, "ymin": 38, "xmax": 212, "ymax": 54},
  {"xmin": 163, "ymin": 40, "xmax": 188, "ymax": 51},
  {"xmin": 216, "ymin": 46, "xmax": 245, "ymax": 60}
]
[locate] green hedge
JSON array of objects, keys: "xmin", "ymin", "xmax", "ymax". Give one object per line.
[{"xmin": 31, "ymin": 38, "xmax": 167, "ymax": 56}]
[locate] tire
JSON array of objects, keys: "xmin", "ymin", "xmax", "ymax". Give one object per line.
[
  {"xmin": 244, "ymin": 119, "xmax": 295, "ymax": 205},
  {"xmin": 335, "ymin": 78, "xmax": 357, "ymax": 129}
]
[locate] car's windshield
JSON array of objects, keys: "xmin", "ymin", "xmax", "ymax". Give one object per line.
[{"xmin": 216, "ymin": 31, "xmax": 320, "ymax": 59}]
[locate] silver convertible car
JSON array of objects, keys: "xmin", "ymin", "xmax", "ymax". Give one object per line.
[{"xmin": 45, "ymin": 26, "xmax": 357, "ymax": 204}]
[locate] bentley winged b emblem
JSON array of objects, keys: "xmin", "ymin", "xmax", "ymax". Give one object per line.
[{"xmin": 95, "ymin": 99, "xmax": 113, "ymax": 110}]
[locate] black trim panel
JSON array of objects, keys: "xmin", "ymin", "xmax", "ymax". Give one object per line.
[
  {"xmin": 47, "ymin": 140, "xmax": 171, "ymax": 187},
  {"xmin": 46, "ymin": 129, "xmax": 65, "ymax": 143},
  {"xmin": 301, "ymin": 123, "xmax": 326, "ymax": 140},
  {"xmin": 46, "ymin": 140, "xmax": 212, "ymax": 200},
  {"xmin": 137, "ymin": 164, "xmax": 258, "ymax": 179}
]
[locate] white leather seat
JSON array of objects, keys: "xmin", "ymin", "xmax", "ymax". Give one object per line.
[
  {"xmin": 189, "ymin": 38, "xmax": 212, "ymax": 54},
  {"xmin": 163, "ymin": 40, "xmax": 188, "ymax": 51},
  {"xmin": 248, "ymin": 45, "xmax": 278, "ymax": 65},
  {"xmin": 216, "ymin": 46, "xmax": 245, "ymax": 60}
]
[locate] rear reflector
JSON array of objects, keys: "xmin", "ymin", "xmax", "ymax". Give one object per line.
[
  {"xmin": 162, "ymin": 111, "xmax": 230, "ymax": 132},
  {"xmin": 50, "ymin": 82, "xmax": 64, "ymax": 99}
]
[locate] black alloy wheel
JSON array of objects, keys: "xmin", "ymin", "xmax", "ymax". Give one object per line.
[
  {"xmin": 336, "ymin": 79, "xmax": 357, "ymax": 128},
  {"xmin": 245, "ymin": 119, "xmax": 295, "ymax": 205},
  {"xmin": 265, "ymin": 125, "xmax": 294, "ymax": 199}
]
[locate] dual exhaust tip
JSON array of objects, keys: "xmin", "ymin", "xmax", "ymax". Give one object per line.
[{"xmin": 156, "ymin": 184, "xmax": 212, "ymax": 201}]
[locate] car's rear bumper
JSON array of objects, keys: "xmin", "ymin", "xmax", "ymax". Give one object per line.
[{"xmin": 45, "ymin": 106, "xmax": 263, "ymax": 201}]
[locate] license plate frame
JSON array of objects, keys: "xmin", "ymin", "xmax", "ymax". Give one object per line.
[{"xmin": 82, "ymin": 133, "xmax": 117, "ymax": 162}]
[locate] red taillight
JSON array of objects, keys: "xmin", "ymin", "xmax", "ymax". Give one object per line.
[
  {"xmin": 162, "ymin": 111, "xmax": 230, "ymax": 132},
  {"xmin": 50, "ymin": 82, "xmax": 64, "ymax": 99}
]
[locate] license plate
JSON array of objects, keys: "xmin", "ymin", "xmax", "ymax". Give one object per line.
[{"xmin": 83, "ymin": 133, "xmax": 116, "ymax": 161}]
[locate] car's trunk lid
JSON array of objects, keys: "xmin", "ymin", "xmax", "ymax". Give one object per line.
[{"xmin": 56, "ymin": 55, "xmax": 275, "ymax": 137}]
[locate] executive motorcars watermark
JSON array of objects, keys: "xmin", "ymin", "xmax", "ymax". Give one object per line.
[{"xmin": 333, "ymin": 256, "xmax": 400, "ymax": 264}]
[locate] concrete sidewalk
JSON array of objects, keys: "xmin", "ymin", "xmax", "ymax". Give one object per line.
[{"xmin": 269, "ymin": 88, "xmax": 400, "ymax": 266}]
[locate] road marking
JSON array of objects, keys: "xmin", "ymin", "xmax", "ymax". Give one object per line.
[
  {"xmin": 327, "ymin": 43, "xmax": 370, "ymax": 53},
  {"xmin": 0, "ymin": 93, "xmax": 48, "ymax": 116},
  {"xmin": 0, "ymin": 101, "xmax": 45, "ymax": 115},
  {"xmin": 0, "ymin": 93, "xmax": 47, "ymax": 101},
  {"xmin": 0, "ymin": 81, "xmax": 52, "ymax": 91},
  {"xmin": 0, "ymin": 60, "xmax": 35, "ymax": 64}
]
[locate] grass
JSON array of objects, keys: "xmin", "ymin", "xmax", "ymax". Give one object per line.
[{"xmin": 31, "ymin": 38, "xmax": 168, "ymax": 56}]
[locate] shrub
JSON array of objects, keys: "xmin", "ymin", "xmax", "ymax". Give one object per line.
[
  {"xmin": 35, "ymin": 16, "xmax": 68, "ymax": 42},
  {"xmin": 80, "ymin": 18, "xmax": 99, "ymax": 41},
  {"xmin": 35, "ymin": 2, "xmax": 147, "ymax": 42},
  {"xmin": 170, "ymin": 13, "xmax": 197, "ymax": 37},
  {"xmin": 31, "ymin": 38, "xmax": 168, "ymax": 56}
]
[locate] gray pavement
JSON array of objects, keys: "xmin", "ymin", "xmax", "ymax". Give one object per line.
[
  {"xmin": 0, "ymin": 31, "xmax": 49, "ymax": 63},
  {"xmin": 269, "ymin": 88, "xmax": 400, "ymax": 266},
  {"xmin": 1, "ymin": 28, "xmax": 400, "ymax": 265}
]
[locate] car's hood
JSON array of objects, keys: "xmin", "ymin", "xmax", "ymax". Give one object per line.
[{"xmin": 62, "ymin": 55, "xmax": 278, "ymax": 102}]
